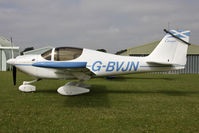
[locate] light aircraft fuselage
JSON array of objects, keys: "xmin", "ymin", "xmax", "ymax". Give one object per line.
[{"xmin": 7, "ymin": 29, "xmax": 191, "ymax": 95}]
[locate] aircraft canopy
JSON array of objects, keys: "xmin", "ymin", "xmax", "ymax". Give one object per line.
[{"xmin": 41, "ymin": 47, "xmax": 83, "ymax": 61}]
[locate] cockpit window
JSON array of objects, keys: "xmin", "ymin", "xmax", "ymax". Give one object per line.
[
  {"xmin": 41, "ymin": 49, "xmax": 52, "ymax": 60},
  {"xmin": 54, "ymin": 47, "xmax": 83, "ymax": 61}
]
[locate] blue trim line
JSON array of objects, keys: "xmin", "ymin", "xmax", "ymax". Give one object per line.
[
  {"xmin": 140, "ymin": 65, "xmax": 185, "ymax": 68},
  {"xmin": 174, "ymin": 65, "xmax": 185, "ymax": 67},
  {"xmin": 32, "ymin": 61, "xmax": 87, "ymax": 68},
  {"xmin": 15, "ymin": 64, "xmax": 32, "ymax": 66},
  {"xmin": 140, "ymin": 66, "xmax": 171, "ymax": 68}
]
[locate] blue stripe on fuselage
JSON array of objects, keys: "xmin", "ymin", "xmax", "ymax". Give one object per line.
[{"xmin": 32, "ymin": 61, "xmax": 87, "ymax": 68}]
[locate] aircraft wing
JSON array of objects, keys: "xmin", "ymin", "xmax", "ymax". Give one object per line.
[{"xmin": 32, "ymin": 61, "xmax": 95, "ymax": 80}]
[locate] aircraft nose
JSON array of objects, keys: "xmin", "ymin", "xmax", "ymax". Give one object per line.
[{"xmin": 7, "ymin": 58, "xmax": 16, "ymax": 65}]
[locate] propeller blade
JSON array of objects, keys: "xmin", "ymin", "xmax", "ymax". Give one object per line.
[{"xmin": 13, "ymin": 66, "xmax": 17, "ymax": 85}]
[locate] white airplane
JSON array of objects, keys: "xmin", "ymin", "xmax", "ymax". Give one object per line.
[{"xmin": 7, "ymin": 29, "xmax": 191, "ymax": 96}]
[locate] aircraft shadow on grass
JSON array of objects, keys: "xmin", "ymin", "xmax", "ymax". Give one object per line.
[
  {"xmin": 35, "ymin": 82, "xmax": 199, "ymax": 108},
  {"xmin": 64, "ymin": 85, "xmax": 110, "ymax": 108},
  {"xmin": 104, "ymin": 90, "xmax": 199, "ymax": 96},
  {"xmin": 104, "ymin": 76, "xmax": 174, "ymax": 81},
  {"xmin": 36, "ymin": 85, "xmax": 110, "ymax": 108}
]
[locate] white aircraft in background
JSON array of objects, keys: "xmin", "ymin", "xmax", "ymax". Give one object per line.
[{"xmin": 7, "ymin": 29, "xmax": 191, "ymax": 96}]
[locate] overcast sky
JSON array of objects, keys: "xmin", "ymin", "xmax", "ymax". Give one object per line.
[{"xmin": 0, "ymin": 0, "xmax": 199, "ymax": 53}]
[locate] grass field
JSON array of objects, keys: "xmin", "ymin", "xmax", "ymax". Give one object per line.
[{"xmin": 0, "ymin": 71, "xmax": 199, "ymax": 133}]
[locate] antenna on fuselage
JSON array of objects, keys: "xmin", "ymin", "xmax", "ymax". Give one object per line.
[{"xmin": 167, "ymin": 22, "xmax": 170, "ymax": 30}]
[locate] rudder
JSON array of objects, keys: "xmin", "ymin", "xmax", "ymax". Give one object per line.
[{"xmin": 147, "ymin": 29, "xmax": 190, "ymax": 65}]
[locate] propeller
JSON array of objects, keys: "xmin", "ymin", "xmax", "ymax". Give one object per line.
[
  {"xmin": 7, "ymin": 59, "xmax": 17, "ymax": 86},
  {"xmin": 9, "ymin": 37, "xmax": 17, "ymax": 85},
  {"xmin": 12, "ymin": 66, "xmax": 17, "ymax": 85}
]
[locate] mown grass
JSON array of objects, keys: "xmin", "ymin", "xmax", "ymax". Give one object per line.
[{"xmin": 0, "ymin": 71, "xmax": 199, "ymax": 133}]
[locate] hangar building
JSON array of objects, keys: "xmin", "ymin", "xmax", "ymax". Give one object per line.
[
  {"xmin": 0, "ymin": 37, "xmax": 19, "ymax": 71},
  {"xmin": 118, "ymin": 41, "xmax": 199, "ymax": 74}
]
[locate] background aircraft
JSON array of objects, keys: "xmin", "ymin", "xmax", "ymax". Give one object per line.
[{"xmin": 7, "ymin": 29, "xmax": 191, "ymax": 96}]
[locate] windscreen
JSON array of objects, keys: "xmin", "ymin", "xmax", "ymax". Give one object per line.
[
  {"xmin": 41, "ymin": 49, "xmax": 52, "ymax": 60},
  {"xmin": 54, "ymin": 47, "xmax": 83, "ymax": 61}
]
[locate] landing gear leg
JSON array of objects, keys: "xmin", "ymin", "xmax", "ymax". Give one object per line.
[{"xmin": 19, "ymin": 79, "xmax": 41, "ymax": 92}]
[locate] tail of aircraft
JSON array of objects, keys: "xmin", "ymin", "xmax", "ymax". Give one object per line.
[{"xmin": 147, "ymin": 29, "xmax": 191, "ymax": 65}]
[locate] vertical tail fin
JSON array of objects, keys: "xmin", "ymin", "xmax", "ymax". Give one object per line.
[{"xmin": 147, "ymin": 29, "xmax": 191, "ymax": 65}]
